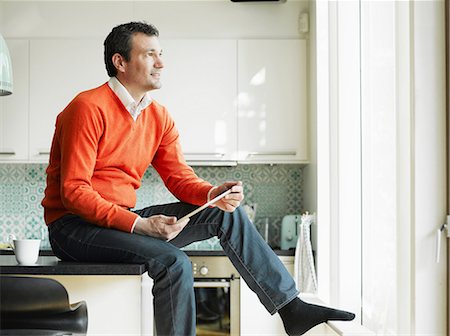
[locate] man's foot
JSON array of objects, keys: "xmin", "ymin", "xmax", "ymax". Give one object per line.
[{"xmin": 279, "ymin": 297, "xmax": 355, "ymax": 335}]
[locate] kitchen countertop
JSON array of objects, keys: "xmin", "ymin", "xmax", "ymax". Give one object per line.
[
  {"xmin": 0, "ymin": 248, "xmax": 295, "ymax": 276},
  {"xmin": 0, "ymin": 255, "xmax": 147, "ymax": 275},
  {"xmin": 0, "ymin": 248, "xmax": 295, "ymax": 256},
  {"xmin": 182, "ymin": 248, "xmax": 295, "ymax": 256}
]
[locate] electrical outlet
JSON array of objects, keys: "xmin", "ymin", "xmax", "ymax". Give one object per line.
[{"xmin": 299, "ymin": 13, "xmax": 309, "ymax": 34}]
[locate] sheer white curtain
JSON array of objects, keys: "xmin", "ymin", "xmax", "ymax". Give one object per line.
[
  {"xmin": 361, "ymin": 2, "xmax": 398, "ymax": 333},
  {"xmin": 361, "ymin": 2, "xmax": 447, "ymax": 334},
  {"xmin": 315, "ymin": 1, "xmax": 447, "ymax": 334}
]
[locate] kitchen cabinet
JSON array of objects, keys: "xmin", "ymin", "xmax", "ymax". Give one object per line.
[
  {"xmin": 240, "ymin": 256, "xmax": 338, "ymax": 335},
  {"xmin": 152, "ymin": 38, "xmax": 308, "ymax": 165},
  {"xmin": 0, "ymin": 39, "xmax": 29, "ymax": 161},
  {"xmin": 237, "ymin": 39, "xmax": 308, "ymax": 163},
  {"xmin": 29, "ymin": 39, "xmax": 108, "ymax": 162},
  {"xmin": 151, "ymin": 39, "xmax": 238, "ymax": 165},
  {"xmin": 2, "ymin": 37, "xmax": 308, "ymax": 165},
  {"xmin": 0, "ymin": 255, "xmax": 153, "ymax": 335},
  {"xmin": 240, "ymin": 256, "xmax": 294, "ymax": 335},
  {"xmin": 48, "ymin": 274, "xmax": 151, "ymax": 335}
]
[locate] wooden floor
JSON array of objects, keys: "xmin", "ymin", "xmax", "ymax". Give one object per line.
[
  {"xmin": 196, "ymin": 318, "xmax": 230, "ymax": 336},
  {"xmin": 196, "ymin": 324, "xmax": 229, "ymax": 336},
  {"xmin": 196, "ymin": 329, "xmax": 229, "ymax": 336}
]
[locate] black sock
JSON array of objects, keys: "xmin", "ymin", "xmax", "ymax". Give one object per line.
[{"xmin": 278, "ymin": 297, "xmax": 355, "ymax": 335}]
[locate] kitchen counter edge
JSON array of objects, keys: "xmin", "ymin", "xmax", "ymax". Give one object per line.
[{"xmin": 0, "ymin": 248, "xmax": 294, "ymax": 276}]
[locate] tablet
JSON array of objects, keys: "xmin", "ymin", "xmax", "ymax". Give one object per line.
[{"xmin": 177, "ymin": 189, "xmax": 232, "ymax": 223}]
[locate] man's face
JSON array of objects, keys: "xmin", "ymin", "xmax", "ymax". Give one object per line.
[{"xmin": 121, "ymin": 33, "xmax": 164, "ymax": 92}]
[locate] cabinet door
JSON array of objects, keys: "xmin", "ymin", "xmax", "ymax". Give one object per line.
[
  {"xmin": 29, "ymin": 39, "xmax": 108, "ymax": 161},
  {"xmin": 240, "ymin": 257, "xmax": 294, "ymax": 335},
  {"xmin": 151, "ymin": 39, "xmax": 237, "ymax": 165},
  {"xmin": 237, "ymin": 40, "xmax": 308, "ymax": 163},
  {"xmin": 0, "ymin": 39, "xmax": 29, "ymax": 161}
]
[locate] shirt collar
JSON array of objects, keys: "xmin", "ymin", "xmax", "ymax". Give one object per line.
[{"xmin": 108, "ymin": 77, "xmax": 152, "ymax": 121}]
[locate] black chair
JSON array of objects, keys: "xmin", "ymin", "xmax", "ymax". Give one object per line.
[{"xmin": 0, "ymin": 276, "xmax": 88, "ymax": 336}]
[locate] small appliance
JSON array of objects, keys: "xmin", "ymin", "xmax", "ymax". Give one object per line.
[{"xmin": 280, "ymin": 215, "xmax": 300, "ymax": 250}]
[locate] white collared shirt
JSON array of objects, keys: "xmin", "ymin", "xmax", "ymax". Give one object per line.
[
  {"xmin": 108, "ymin": 76, "xmax": 152, "ymax": 121},
  {"xmin": 107, "ymin": 76, "xmax": 154, "ymax": 232}
]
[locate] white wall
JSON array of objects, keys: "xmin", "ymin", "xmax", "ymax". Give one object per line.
[
  {"xmin": 412, "ymin": 1, "xmax": 447, "ymax": 333},
  {"xmin": 0, "ymin": 1, "xmax": 309, "ymax": 39},
  {"xmin": 303, "ymin": 1, "xmax": 318, "ymax": 250}
]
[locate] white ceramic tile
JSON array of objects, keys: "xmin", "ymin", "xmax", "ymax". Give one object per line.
[{"xmin": 0, "ymin": 163, "xmax": 304, "ymax": 250}]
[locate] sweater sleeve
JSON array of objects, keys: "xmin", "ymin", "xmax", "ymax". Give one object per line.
[
  {"xmin": 151, "ymin": 109, "xmax": 213, "ymax": 205},
  {"xmin": 57, "ymin": 99, "xmax": 138, "ymax": 232}
]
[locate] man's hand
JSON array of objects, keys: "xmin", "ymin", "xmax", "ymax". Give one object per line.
[
  {"xmin": 210, "ymin": 181, "xmax": 244, "ymax": 212},
  {"xmin": 133, "ymin": 215, "xmax": 189, "ymax": 241}
]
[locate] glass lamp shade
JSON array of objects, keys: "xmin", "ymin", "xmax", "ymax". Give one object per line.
[{"xmin": 0, "ymin": 34, "xmax": 13, "ymax": 96}]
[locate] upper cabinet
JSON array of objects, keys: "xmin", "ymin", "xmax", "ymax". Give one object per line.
[
  {"xmin": 151, "ymin": 39, "xmax": 238, "ymax": 165},
  {"xmin": 1, "ymin": 37, "xmax": 308, "ymax": 165},
  {"xmin": 237, "ymin": 39, "xmax": 308, "ymax": 163},
  {"xmin": 29, "ymin": 39, "xmax": 108, "ymax": 162},
  {"xmin": 1, "ymin": 0, "xmax": 310, "ymax": 164},
  {"xmin": 0, "ymin": 39, "xmax": 29, "ymax": 161},
  {"xmin": 153, "ymin": 38, "xmax": 309, "ymax": 164}
]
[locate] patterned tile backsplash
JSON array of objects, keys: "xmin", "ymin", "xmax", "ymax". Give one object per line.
[{"xmin": 0, "ymin": 163, "xmax": 304, "ymax": 250}]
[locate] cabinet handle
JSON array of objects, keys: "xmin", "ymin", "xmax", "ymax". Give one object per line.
[
  {"xmin": 38, "ymin": 151, "xmax": 51, "ymax": 155},
  {"xmin": 194, "ymin": 281, "xmax": 230, "ymax": 288},
  {"xmin": 184, "ymin": 152, "xmax": 225, "ymax": 158},
  {"xmin": 247, "ymin": 151, "xmax": 297, "ymax": 157},
  {"xmin": 0, "ymin": 150, "xmax": 16, "ymax": 155}
]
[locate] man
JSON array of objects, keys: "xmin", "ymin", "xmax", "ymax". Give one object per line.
[{"xmin": 42, "ymin": 22, "xmax": 355, "ymax": 336}]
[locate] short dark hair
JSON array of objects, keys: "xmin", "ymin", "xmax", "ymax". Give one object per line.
[{"xmin": 104, "ymin": 22, "xmax": 159, "ymax": 77}]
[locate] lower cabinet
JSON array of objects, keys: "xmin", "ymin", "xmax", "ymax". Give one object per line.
[
  {"xmin": 240, "ymin": 278, "xmax": 286, "ymax": 335},
  {"xmin": 239, "ymin": 256, "xmax": 293, "ymax": 336},
  {"xmin": 40, "ymin": 274, "xmax": 153, "ymax": 336},
  {"xmin": 239, "ymin": 256, "xmax": 339, "ymax": 336}
]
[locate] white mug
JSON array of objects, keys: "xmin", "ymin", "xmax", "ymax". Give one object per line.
[{"xmin": 8, "ymin": 234, "xmax": 41, "ymax": 265}]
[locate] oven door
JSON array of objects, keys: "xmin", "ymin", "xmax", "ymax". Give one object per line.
[{"xmin": 194, "ymin": 279, "xmax": 240, "ymax": 336}]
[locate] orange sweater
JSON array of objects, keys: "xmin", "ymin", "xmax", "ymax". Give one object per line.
[{"xmin": 42, "ymin": 83, "xmax": 213, "ymax": 232}]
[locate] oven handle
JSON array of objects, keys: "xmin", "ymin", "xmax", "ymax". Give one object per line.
[{"xmin": 193, "ymin": 281, "xmax": 230, "ymax": 288}]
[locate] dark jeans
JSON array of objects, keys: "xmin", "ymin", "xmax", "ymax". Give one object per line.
[{"xmin": 48, "ymin": 203, "xmax": 299, "ymax": 336}]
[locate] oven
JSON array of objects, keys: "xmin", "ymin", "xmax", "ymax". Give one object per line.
[{"xmin": 190, "ymin": 255, "xmax": 240, "ymax": 336}]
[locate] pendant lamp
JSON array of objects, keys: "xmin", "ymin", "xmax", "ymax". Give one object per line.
[{"xmin": 0, "ymin": 34, "xmax": 13, "ymax": 96}]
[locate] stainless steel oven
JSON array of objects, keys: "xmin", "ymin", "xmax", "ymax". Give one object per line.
[{"xmin": 190, "ymin": 255, "xmax": 240, "ymax": 336}]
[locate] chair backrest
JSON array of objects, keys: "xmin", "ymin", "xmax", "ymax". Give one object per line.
[
  {"xmin": 0, "ymin": 275, "xmax": 88, "ymax": 335},
  {"xmin": 1, "ymin": 276, "xmax": 71, "ymax": 315}
]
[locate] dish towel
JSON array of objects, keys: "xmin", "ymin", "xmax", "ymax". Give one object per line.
[{"xmin": 294, "ymin": 212, "xmax": 317, "ymax": 293}]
